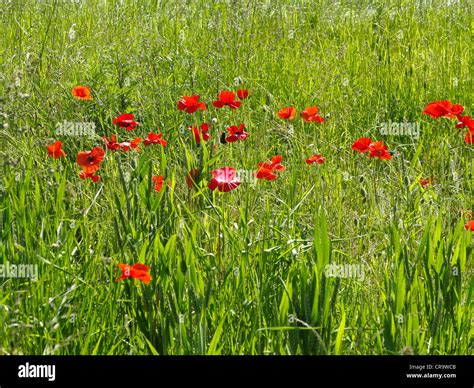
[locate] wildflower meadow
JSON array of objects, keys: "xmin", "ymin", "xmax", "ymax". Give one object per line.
[{"xmin": 0, "ymin": 0, "xmax": 472, "ymax": 358}]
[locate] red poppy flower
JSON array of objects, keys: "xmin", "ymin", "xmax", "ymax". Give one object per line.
[
  {"xmin": 103, "ymin": 134, "xmax": 141, "ymax": 151},
  {"xmin": 368, "ymin": 141, "xmax": 392, "ymax": 160},
  {"xmin": 144, "ymin": 132, "xmax": 167, "ymax": 147},
  {"xmin": 152, "ymin": 175, "xmax": 164, "ymax": 192},
  {"xmin": 71, "ymin": 85, "xmax": 92, "ymax": 100},
  {"xmin": 277, "ymin": 106, "xmax": 296, "ymax": 120},
  {"xmin": 113, "ymin": 113, "xmax": 140, "ymax": 130},
  {"xmin": 268, "ymin": 155, "xmax": 285, "ymax": 171},
  {"xmin": 103, "ymin": 134, "xmax": 121, "ymax": 151},
  {"xmin": 212, "ymin": 91, "xmax": 241, "ymax": 109},
  {"xmin": 464, "ymin": 220, "xmax": 474, "ymax": 231},
  {"xmin": 255, "ymin": 165, "xmax": 277, "ymax": 180},
  {"xmin": 79, "ymin": 170, "xmax": 100, "ymax": 183},
  {"xmin": 419, "ymin": 176, "xmax": 435, "ymax": 187},
  {"xmin": 186, "ymin": 168, "xmax": 199, "ymax": 188},
  {"xmin": 115, "ymin": 263, "xmax": 152, "ymax": 284},
  {"xmin": 423, "ymin": 100, "xmax": 464, "ymax": 118},
  {"xmin": 256, "ymin": 155, "xmax": 285, "ymax": 180},
  {"xmin": 225, "ymin": 124, "xmax": 249, "ymax": 142},
  {"xmin": 456, "ymin": 115, "xmax": 474, "ymax": 130},
  {"xmin": 208, "ymin": 167, "xmax": 241, "ymax": 192},
  {"xmin": 306, "ymin": 154, "xmax": 326, "ymax": 165},
  {"xmin": 301, "ymin": 106, "xmax": 325, "ymax": 123},
  {"xmin": 465, "ymin": 130, "xmax": 474, "ymax": 144},
  {"xmin": 77, "ymin": 147, "xmax": 105, "ymax": 173},
  {"xmin": 237, "ymin": 89, "xmax": 249, "ymax": 99},
  {"xmin": 178, "ymin": 95, "xmax": 207, "ymax": 114},
  {"xmin": 351, "ymin": 137, "xmax": 372, "ymax": 153},
  {"xmin": 47, "ymin": 141, "xmax": 66, "ymax": 158},
  {"xmin": 190, "ymin": 123, "xmax": 210, "ymax": 143}
]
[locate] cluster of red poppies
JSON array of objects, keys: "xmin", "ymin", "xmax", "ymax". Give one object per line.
[
  {"xmin": 46, "ymin": 88, "xmax": 337, "ymax": 193},
  {"xmin": 46, "ymin": 88, "xmax": 473, "ymax": 283},
  {"xmin": 47, "ymin": 89, "xmax": 473, "ymax": 198},
  {"xmin": 179, "ymin": 90, "xmax": 250, "ymax": 147},
  {"xmin": 175, "ymin": 91, "xmax": 331, "ymax": 191},
  {"xmin": 423, "ymin": 99, "xmax": 474, "ymax": 144},
  {"xmin": 48, "ymin": 97, "xmax": 168, "ymax": 185}
]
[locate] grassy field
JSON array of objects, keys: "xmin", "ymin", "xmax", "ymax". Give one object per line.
[{"xmin": 0, "ymin": 0, "xmax": 472, "ymax": 355}]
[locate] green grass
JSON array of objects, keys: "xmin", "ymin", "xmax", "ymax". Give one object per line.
[{"xmin": 0, "ymin": 0, "xmax": 472, "ymax": 355}]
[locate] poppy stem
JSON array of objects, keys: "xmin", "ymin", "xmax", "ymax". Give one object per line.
[{"xmin": 217, "ymin": 195, "xmax": 224, "ymax": 276}]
